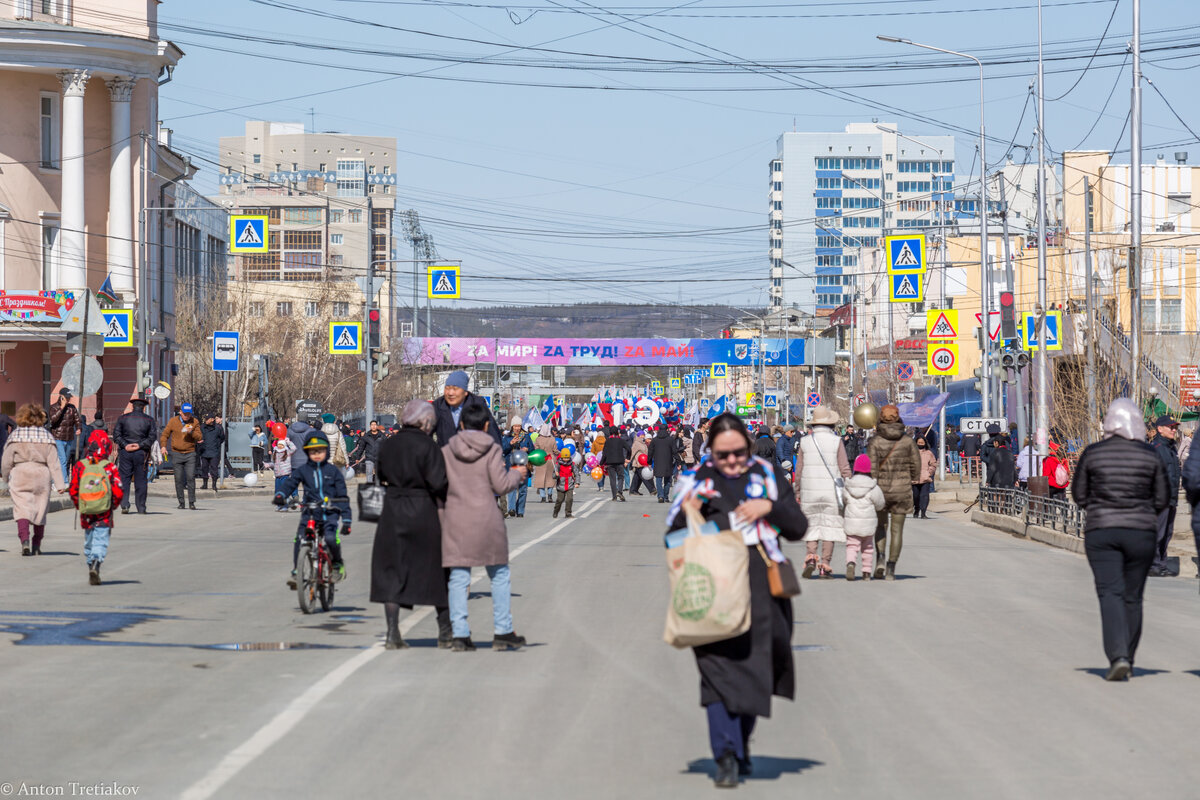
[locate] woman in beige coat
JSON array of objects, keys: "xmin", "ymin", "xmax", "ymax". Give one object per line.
[
  {"xmin": 533, "ymin": 424, "xmax": 557, "ymax": 501},
  {"xmin": 1, "ymin": 404, "xmax": 65, "ymax": 555}
]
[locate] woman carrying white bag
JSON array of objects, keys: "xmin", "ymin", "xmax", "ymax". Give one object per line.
[{"xmin": 665, "ymin": 413, "xmax": 808, "ymax": 789}]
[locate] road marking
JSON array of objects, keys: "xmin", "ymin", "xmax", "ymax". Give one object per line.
[{"xmin": 180, "ymin": 497, "xmax": 605, "ymax": 800}]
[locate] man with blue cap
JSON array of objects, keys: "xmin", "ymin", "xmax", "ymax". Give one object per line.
[
  {"xmin": 160, "ymin": 402, "xmax": 203, "ymax": 509},
  {"xmin": 433, "ymin": 370, "xmax": 501, "ymax": 447}
]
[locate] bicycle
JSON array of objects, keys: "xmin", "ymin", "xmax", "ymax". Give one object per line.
[{"xmin": 295, "ymin": 498, "xmax": 342, "ymax": 614}]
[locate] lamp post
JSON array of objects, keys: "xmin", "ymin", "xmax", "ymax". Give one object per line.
[{"xmin": 878, "ymin": 35, "xmax": 991, "ymax": 417}]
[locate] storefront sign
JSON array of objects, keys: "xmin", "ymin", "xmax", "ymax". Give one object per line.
[
  {"xmin": 894, "ymin": 338, "xmax": 928, "ymax": 351},
  {"xmin": 0, "ymin": 290, "xmax": 75, "ymax": 323}
]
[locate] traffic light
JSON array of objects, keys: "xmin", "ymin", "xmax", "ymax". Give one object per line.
[
  {"xmin": 374, "ymin": 352, "xmax": 390, "ymax": 381},
  {"xmin": 999, "ymin": 290, "xmax": 1017, "ymax": 340},
  {"xmin": 972, "ymin": 366, "xmax": 983, "ymax": 396},
  {"xmin": 136, "ymin": 359, "xmax": 152, "ymax": 391},
  {"xmin": 368, "ymin": 308, "xmax": 381, "ymax": 351}
]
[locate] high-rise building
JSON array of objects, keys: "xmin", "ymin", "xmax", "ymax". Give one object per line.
[{"xmin": 770, "ymin": 123, "xmax": 955, "ymax": 317}]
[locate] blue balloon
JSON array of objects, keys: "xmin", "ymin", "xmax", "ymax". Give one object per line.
[
  {"xmin": 555, "ymin": 437, "xmax": 564, "ymax": 449},
  {"xmin": 566, "ymin": 442, "xmax": 577, "ymax": 455}
]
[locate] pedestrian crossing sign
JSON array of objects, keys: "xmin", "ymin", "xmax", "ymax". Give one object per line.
[
  {"xmin": 885, "ymin": 234, "xmax": 925, "ymax": 274},
  {"xmin": 428, "ymin": 266, "xmax": 460, "ymax": 299},
  {"xmin": 764, "ymin": 394, "xmax": 778, "ymax": 409},
  {"xmin": 670, "ymin": 378, "xmax": 681, "ymax": 389},
  {"xmin": 711, "ymin": 362, "xmax": 727, "ymax": 378},
  {"xmin": 890, "ymin": 271, "xmax": 924, "ymax": 302},
  {"xmin": 329, "ymin": 321, "xmax": 362, "ymax": 354},
  {"xmin": 229, "ymin": 215, "xmax": 269, "ymax": 253},
  {"xmin": 1020, "ymin": 310, "xmax": 1063, "ymax": 351},
  {"xmin": 101, "ymin": 309, "xmax": 134, "ymax": 347}
]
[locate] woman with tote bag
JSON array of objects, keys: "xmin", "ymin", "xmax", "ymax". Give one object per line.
[{"xmin": 665, "ymin": 413, "xmax": 807, "ymax": 788}]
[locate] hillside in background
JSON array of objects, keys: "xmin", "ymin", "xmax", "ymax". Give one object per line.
[{"xmin": 419, "ymin": 303, "xmax": 752, "ymax": 339}]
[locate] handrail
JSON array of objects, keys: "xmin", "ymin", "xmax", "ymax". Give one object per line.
[
  {"xmin": 1093, "ymin": 310, "xmax": 1179, "ymax": 397},
  {"xmin": 977, "ymin": 485, "xmax": 1086, "ymax": 539}
]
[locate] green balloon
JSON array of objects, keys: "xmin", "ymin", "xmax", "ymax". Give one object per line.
[{"xmin": 527, "ymin": 449, "xmax": 547, "ymax": 466}]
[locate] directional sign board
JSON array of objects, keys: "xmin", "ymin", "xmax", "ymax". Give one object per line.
[
  {"xmin": 896, "ymin": 362, "xmax": 915, "ymax": 381},
  {"xmin": 1020, "ymin": 310, "xmax": 1063, "ymax": 351},
  {"xmin": 807, "ymin": 392, "xmax": 821, "ymax": 407},
  {"xmin": 926, "ymin": 309, "xmax": 958, "ymax": 339},
  {"xmin": 711, "ymin": 362, "xmax": 727, "ymax": 378},
  {"xmin": 927, "ymin": 341, "xmax": 959, "ymax": 376},
  {"xmin": 428, "ymin": 266, "xmax": 460, "ymax": 299},
  {"xmin": 885, "ymin": 233, "xmax": 925, "ymax": 274},
  {"xmin": 101, "ymin": 309, "xmax": 134, "ymax": 347},
  {"xmin": 961, "ymin": 417, "xmax": 1008, "ymax": 435},
  {"xmin": 329, "ymin": 321, "xmax": 362, "ymax": 354},
  {"xmin": 211, "ymin": 331, "xmax": 240, "ymax": 372},
  {"xmin": 229, "ymin": 215, "xmax": 269, "ymax": 253},
  {"xmin": 764, "ymin": 393, "xmax": 778, "ymax": 409},
  {"xmin": 890, "ymin": 272, "xmax": 923, "ymax": 302}
]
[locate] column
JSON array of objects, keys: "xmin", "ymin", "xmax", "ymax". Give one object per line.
[
  {"xmin": 106, "ymin": 77, "xmax": 136, "ymax": 295},
  {"xmin": 57, "ymin": 68, "xmax": 90, "ymax": 290}
]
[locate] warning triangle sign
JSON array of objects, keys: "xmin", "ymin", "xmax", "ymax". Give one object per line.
[
  {"xmin": 893, "ymin": 242, "xmax": 919, "ymax": 268},
  {"xmin": 335, "ymin": 327, "xmax": 357, "ymax": 348},
  {"xmin": 928, "ymin": 312, "xmax": 957, "ymax": 338},
  {"xmin": 236, "ymin": 221, "xmax": 263, "ymax": 246},
  {"xmin": 106, "ymin": 316, "xmax": 126, "ymax": 339},
  {"xmin": 433, "ymin": 273, "xmax": 454, "ymax": 293}
]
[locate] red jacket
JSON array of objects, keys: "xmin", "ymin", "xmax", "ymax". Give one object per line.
[
  {"xmin": 69, "ymin": 430, "xmax": 124, "ymax": 528},
  {"xmin": 555, "ymin": 457, "xmax": 577, "ymax": 492},
  {"xmin": 1043, "ymin": 454, "xmax": 1070, "ymax": 489}
]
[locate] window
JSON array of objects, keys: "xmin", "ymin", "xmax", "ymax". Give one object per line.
[
  {"xmin": 843, "ymin": 197, "xmax": 879, "ymax": 209},
  {"xmin": 897, "ymin": 181, "xmax": 932, "ymax": 193},
  {"xmin": 348, "ymin": 209, "xmax": 362, "ymax": 223},
  {"xmin": 330, "ymin": 233, "xmax": 343, "ymax": 245},
  {"xmin": 329, "ymin": 209, "xmax": 344, "ymax": 224},
  {"xmin": 772, "ymin": 161, "xmax": 782, "ymax": 172},
  {"xmin": 1161, "ymin": 298, "xmax": 1182, "ymax": 331},
  {"xmin": 842, "ymin": 217, "xmax": 880, "ymax": 229},
  {"xmin": 283, "ymin": 208, "xmax": 322, "ymax": 224},
  {"xmin": 372, "ymin": 208, "xmax": 389, "ymax": 229},
  {"xmin": 305, "ymin": 332, "xmax": 320, "ymax": 349},
  {"xmin": 815, "ymin": 177, "xmax": 842, "ymax": 189},
  {"xmin": 241, "ymin": 207, "xmax": 281, "ymax": 224},
  {"xmin": 248, "ymin": 302, "xmax": 264, "ymax": 317},
  {"xmin": 276, "ymin": 302, "xmax": 293, "ymax": 317},
  {"xmin": 283, "ymin": 230, "xmax": 321, "ymax": 249},
  {"xmin": 817, "ymin": 293, "xmax": 841, "ymax": 306},
  {"xmin": 305, "ymin": 301, "xmax": 319, "ymax": 317},
  {"xmin": 252, "ymin": 154, "xmax": 261, "ymax": 164},
  {"xmin": 815, "ymin": 157, "xmax": 841, "ymax": 170},
  {"xmin": 772, "ymin": 200, "xmax": 782, "ymax": 210},
  {"xmin": 39, "ymin": 93, "xmax": 59, "ymax": 169},
  {"xmin": 333, "ymin": 301, "xmax": 350, "ymax": 317},
  {"xmin": 816, "ymin": 197, "xmax": 841, "ymax": 209},
  {"xmin": 336, "ymin": 158, "xmax": 366, "ymax": 197},
  {"xmin": 319, "ymin": 162, "xmax": 326, "ymax": 171},
  {"xmin": 844, "ymin": 177, "xmax": 880, "ymax": 190},
  {"xmin": 329, "ymin": 254, "xmax": 344, "ymax": 266},
  {"xmin": 772, "ymin": 181, "xmax": 782, "ymax": 191},
  {"xmin": 40, "ymin": 219, "xmax": 59, "ymax": 290}
]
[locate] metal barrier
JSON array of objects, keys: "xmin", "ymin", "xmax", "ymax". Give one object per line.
[
  {"xmin": 977, "ymin": 486, "xmax": 1086, "ymax": 539},
  {"xmin": 959, "ymin": 456, "xmax": 984, "ymax": 484}
]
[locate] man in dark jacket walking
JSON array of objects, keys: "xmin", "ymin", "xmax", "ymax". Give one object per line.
[
  {"xmin": 601, "ymin": 425, "xmax": 630, "ymax": 501},
  {"xmin": 350, "ymin": 420, "xmax": 385, "ymax": 482},
  {"xmin": 1150, "ymin": 416, "xmax": 1182, "ymax": 576},
  {"xmin": 753, "ymin": 426, "xmax": 775, "ymax": 461},
  {"xmin": 433, "ymin": 370, "xmax": 501, "ymax": 448},
  {"xmin": 113, "ymin": 397, "xmax": 157, "ymax": 514},
  {"xmin": 649, "ymin": 426, "xmax": 677, "ymax": 503},
  {"xmin": 776, "ymin": 425, "xmax": 796, "ymax": 470},
  {"xmin": 986, "ymin": 434, "xmax": 1016, "ymax": 488},
  {"xmin": 199, "ymin": 414, "xmax": 226, "ymax": 492}
]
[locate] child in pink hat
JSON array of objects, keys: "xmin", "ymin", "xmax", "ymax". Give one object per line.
[{"xmin": 843, "ymin": 454, "xmax": 886, "ymax": 581}]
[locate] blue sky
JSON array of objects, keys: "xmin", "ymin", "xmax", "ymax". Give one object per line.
[{"xmin": 155, "ymin": 0, "xmax": 1200, "ymax": 310}]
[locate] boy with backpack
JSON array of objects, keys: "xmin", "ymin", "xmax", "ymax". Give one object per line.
[{"xmin": 69, "ymin": 430, "xmax": 124, "ymax": 585}]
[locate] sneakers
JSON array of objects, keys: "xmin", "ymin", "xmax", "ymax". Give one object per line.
[
  {"xmin": 493, "ymin": 632, "xmax": 527, "ymax": 651},
  {"xmin": 21, "ymin": 543, "xmax": 31, "ymax": 557},
  {"xmin": 88, "ymin": 562, "xmax": 101, "ymax": 586},
  {"xmin": 846, "ymin": 563, "xmax": 856, "ymax": 581},
  {"xmin": 287, "ymin": 570, "xmax": 297, "ymax": 590},
  {"xmin": 1106, "ymin": 658, "xmax": 1132, "ymax": 681},
  {"xmin": 451, "ymin": 637, "xmax": 476, "ymax": 652},
  {"xmin": 332, "ymin": 562, "xmax": 346, "ymax": 582}
]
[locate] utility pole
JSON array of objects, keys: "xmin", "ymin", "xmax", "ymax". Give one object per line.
[
  {"xmin": 1129, "ymin": 0, "xmax": 1143, "ymax": 402},
  {"xmin": 1035, "ymin": 0, "xmax": 1050, "ymax": 456},
  {"xmin": 1084, "ymin": 178, "xmax": 1098, "ymax": 441},
  {"xmin": 998, "ymin": 172, "xmax": 1015, "ymax": 422},
  {"xmin": 364, "ymin": 262, "xmax": 375, "ymax": 426}
]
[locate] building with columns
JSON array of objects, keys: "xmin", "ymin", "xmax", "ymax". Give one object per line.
[{"xmin": 0, "ymin": 1, "xmax": 194, "ymax": 422}]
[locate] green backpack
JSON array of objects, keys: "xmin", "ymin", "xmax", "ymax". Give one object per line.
[{"xmin": 77, "ymin": 460, "xmax": 113, "ymax": 515}]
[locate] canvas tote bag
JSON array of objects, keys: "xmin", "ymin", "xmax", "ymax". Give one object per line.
[{"xmin": 663, "ymin": 505, "xmax": 752, "ymax": 649}]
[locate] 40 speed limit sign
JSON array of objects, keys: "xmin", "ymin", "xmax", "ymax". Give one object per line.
[{"xmin": 927, "ymin": 342, "xmax": 959, "ymax": 376}]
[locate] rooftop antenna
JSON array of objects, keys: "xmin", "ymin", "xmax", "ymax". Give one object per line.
[{"xmin": 309, "ymin": 107, "xmax": 315, "ymax": 133}]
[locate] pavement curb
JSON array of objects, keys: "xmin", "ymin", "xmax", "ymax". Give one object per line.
[{"xmin": 0, "ymin": 485, "xmax": 282, "ymax": 522}]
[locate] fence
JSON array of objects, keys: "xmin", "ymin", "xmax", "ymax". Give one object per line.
[
  {"xmin": 977, "ymin": 485, "xmax": 1086, "ymax": 539},
  {"xmin": 958, "ymin": 456, "xmax": 984, "ymax": 483}
]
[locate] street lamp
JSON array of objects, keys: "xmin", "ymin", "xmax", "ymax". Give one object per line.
[{"xmin": 878, "ymin": 34, "xmax": 992, "ymax": 417}]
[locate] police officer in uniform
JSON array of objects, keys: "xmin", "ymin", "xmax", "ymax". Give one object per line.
[{"xmin": 113, "ymin": 396, "xmax": 157, "ymax": 514}]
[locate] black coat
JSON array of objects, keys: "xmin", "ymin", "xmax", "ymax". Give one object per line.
[
  {"xmin": 1073, "ymin": 435, "xmax": 1169, "ymax": 532},
  {"xmin": 601, "ymin": 435, "xmax": 630, "ymax": 466},
  {"xmin": 961, "ymin": 433, "xmax": 981, "ymax": 458},
  {"xmin": 432, "ymin": 393, "xmax": 501, "ymax": 448},
  {"xmin": 1150, "ymin": 434, "xmax": 1181, "ymax": 507},
  {"xmin": 649, "ymin": 431, "xmax": 677, "ymax": 478},
  {"xmin": 198, "ymin": 423, "xmax": 225, "ymax": 459},
  {"xmin": 667, "ymin": 458, "xmax": 807, "ymax": 717},
  {"xmin": 754, "ymin": 435, "xmax": 775, "ymax": 462},
  {"xmin": 370, "ymin": 428, "xmax": 450, "ymax": 607},
  {"xmin": 112, "ymin": 409, "xmax": 157, "ymax": 451},
  {"xmin": 351, "ymin": 430, "xmax": 384, "ymax": 464},
  {"xmin": 986, "ymin": 444, "xmax": 1016, "ymax": 487}
]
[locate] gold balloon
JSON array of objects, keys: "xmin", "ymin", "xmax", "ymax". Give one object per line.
[{"xmin": 852, "ymin": 402, "xmax": 879, "ymax": 430}]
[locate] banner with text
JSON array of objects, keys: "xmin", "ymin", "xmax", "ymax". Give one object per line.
[{"xmin": 400, "ymin": 338, "xmax": 808, "ymax": 367}]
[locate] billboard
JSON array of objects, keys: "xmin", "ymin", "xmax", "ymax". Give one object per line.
[{"xmin": 399, "ymin": 338, "xmax": 811, "ymax": 367}]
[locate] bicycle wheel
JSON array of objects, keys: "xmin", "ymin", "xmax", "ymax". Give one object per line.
[
  {"xmin": 297, "ymin": 545, "xmax": 317, "ymax": 614},
  {"xmin": 318, "ymin": 555, "xmax": 333, "ymax": 612}
]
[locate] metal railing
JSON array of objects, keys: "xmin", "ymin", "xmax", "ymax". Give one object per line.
[
  {"xmin": 977, "ymin": 486, "xmax": 1086, "ymax": 539},
  {"xmin": 1095, "ymin": 310, "xmax": 1179, "ymax": 399}
]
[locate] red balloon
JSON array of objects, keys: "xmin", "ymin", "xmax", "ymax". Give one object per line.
[
  {"xmin": 636, "ymin": 453, "xmax": 649, "ymax": 467},
  {"xmin": 273, "ymin": 423, "xmax": 288, "ymax": 439}
]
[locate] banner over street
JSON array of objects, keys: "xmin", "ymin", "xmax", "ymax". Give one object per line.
[{"xmin": 399, "ymin": 337, "xmax": 826, "ymax": 367}]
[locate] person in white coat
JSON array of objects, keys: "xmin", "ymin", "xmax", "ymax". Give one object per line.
[
  {"xmin": 844, "ymin": 454, "xmax": 886, "ymax": 581},
  {"xmin": 794, "ymin": 405, "xmax": 851, "ymax": 578}
]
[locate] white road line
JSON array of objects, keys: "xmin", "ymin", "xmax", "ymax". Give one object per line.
[{"xmin": 180, "ymin": 498, "xmax": 605, "ymax": 800}]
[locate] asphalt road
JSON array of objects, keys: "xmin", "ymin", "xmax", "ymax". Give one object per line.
[{"xmin": 2, "ymin": 488, "xmax": 1200, "ymax": 799}]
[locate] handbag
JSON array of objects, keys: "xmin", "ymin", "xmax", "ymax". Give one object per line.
[
  {"xmin": 357, "ymin": 478, "xmax": 385, "ymax": 522},
  {"xmin": 663, "ymin": 506, "xmax": 752, "ymax": 649},
  {"xmin": 757, "ymin": 544, "xmax": 802, "ymax": 599}
]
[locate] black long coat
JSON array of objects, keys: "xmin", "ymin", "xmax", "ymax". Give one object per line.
[
  {"xmin": 668, "ymin": 457, "xmax": 808, "ymax": 718},
  {"xmin": 649, "ymin": 431, "xmax": 677, "ymax": 478},
  {"xmin": 370, "ymin": 428, "xmax": 449, "ymax": 607}
]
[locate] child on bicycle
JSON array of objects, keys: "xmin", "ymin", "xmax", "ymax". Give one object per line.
[{"xmin": 273, "ymin": 431, "xmax": 351, "ymax": 588}]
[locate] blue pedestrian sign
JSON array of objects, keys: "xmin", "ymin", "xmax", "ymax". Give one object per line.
[
  {"xmin": 328, "ymin": 321, "xmax": 362, "ymax": 354},
  {"xmin": 885, "ymin": 233, "xmax": 925, "ymax": 274},
  {"xmin": 1020, "ymin": 310, "xmax": 1063, "ymax": 351},
  {"xmin": 229, "ymin": 215, "xmax": 268, "ymax": 253},
  {"xmin": 212, "ymin": 331, "xmax": 239, "ymax": 372},
  {"xmin": 699, "ymin": 397, "xmax": 711, "ymax": 409},
  {"xmin": 711, "ymin": 362, "xmax": 728, "ymax": 378},
  {"xmin": 428, "ymin": 266, "xmax": 460, "ymax": 299},
  {"xmin": 764, "ymin": 394, "xmax": 778, "ymax": 409},
  {"xmin": 101, "ymin": 309, "xmax": 133, "ymax": 347},
  {"xmin": 890, "ymin": 271, "xmax": 923, "ymax": 302}
]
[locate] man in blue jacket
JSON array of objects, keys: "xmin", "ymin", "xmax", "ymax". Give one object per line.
[{"xmin": 501, "ymin": 419, "xmax": 534, "ymax": 518}]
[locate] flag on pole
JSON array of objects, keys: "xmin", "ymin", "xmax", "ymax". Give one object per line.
[
  {"xmin": 706, "ymin": 396, "xmax": 727, "ymax": 418},
  {"xmin": 523, "ymin": 407, "xmax": 544, "ymax": 430},
  {"xmin": 97, "ymin": 275, "xmax": 118, "ymax": 305}
]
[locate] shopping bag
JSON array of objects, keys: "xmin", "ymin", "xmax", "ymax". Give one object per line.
[
  {"xmin": 357, "ymin": 480, "xmax": 385, "ymax": 522},
  {"xmin": 663, "ymin": 506, "xmax": 751, "ymax": 649}
]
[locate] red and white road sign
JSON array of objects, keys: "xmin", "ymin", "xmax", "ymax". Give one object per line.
[
  {"xmin": 1181, "ymin": 365, "xmax": 1200, "ymax": 407},
  {"xmin": 975, "ymin": 311, "xmax": 1001, "ymax": 341}
]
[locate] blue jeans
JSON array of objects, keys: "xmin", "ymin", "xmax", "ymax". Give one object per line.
[
  {"xmin": 948, "ymin": 451, "xmax": 961, "ymax": 473},
  {"xmin": 655, "ymin": 475, "xmax": 673, "ymax": 501},
  {"xmin": 55, "ymin": 439, "xmax": 73, "ymax": 483},
  {"xmin": 448, "ymin": 564, "xmax": 512, "ymax": 639},
  {"xmin": 84, "ymin": 524, "xmax": 111, "ymax": 565},
  {"xmin": 507, "ymin": 482, "xmax": 527, "ymax": 516}
]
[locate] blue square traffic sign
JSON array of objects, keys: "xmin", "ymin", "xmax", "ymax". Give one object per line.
[
  {"xmin": 230, "ymin": 215, "xmax": 268, "ymax": 253},
  {"xmin": 212, "ymin": 331, "xmax": 240, "ymax": 372},
  {"xmin": 428, "ymin": 266, "xmax": 460, "ymax": 299},
  {"xmin": 886, "ymin": 234, "xmax": 924, "ymax": 273}
]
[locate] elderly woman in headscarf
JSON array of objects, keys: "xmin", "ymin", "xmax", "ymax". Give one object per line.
[
  {"xmin": 533, "ymin": 423, "xmax": 557, "ymax": 502},
  {"xmin": 370, "ymin": 399, "xmax": 451, "ymax": 650},
  {"xmin": 1073, "ymin": 398, "xmax": 1170, "ymax": 681}
]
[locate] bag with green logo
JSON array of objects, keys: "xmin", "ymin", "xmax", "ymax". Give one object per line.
[
  {"xmin": 663, "ymin": 506, "xmax": 750, "ymax": 649},
  {"xmin": 77, "ymin": 460, "xmax": 113, "ymax": 516}
]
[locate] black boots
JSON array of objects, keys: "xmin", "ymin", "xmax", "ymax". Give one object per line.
[
  {"xmin": 714, "ymin": 753, "xmax": 739, "ymax": 788},
  {"xmin": 384, "ymin": 626, "xmax": 409, "ymax": 650},
  {"xmin": 493, "ymin": 632, "xmax": 527, "ymax": 651},
  {"xmin": 885, "ymin": 562, "xmax": 896, "ymax": 581},
  {"xmin": 451, "ymin": 637, "xmax": 476, "ymax": 652}
]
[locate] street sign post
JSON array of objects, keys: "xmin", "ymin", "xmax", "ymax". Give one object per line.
[
  {"xmin": 927, "ymin": 342, "xmax": 960, "ymax": 376},
  {"xmin": 61, "ymin": 354, "xmax": 103, "ymax": 398},
  {"xmin": 764, "ymin": 394, "xmax": 778, "ymax": 409},
  {"xmin": 896, "ymin": 362, "xmax": 915, "ymax": 381},
  {"xmin": 961, "ymin": 417, "xmax": 1008, "ymax": 435},
  {"xmin": 711, "ymin": 362, "xmax": 727, "ymax": 378},
  {"xmin": 806, "ymin": 392, "xmax": 821, "ymax": 407},
  {"xmin": 329, "ymin": 322, "xmax": 362, "ymax": 355},
  {"xmin": 975, "ymin": 311, "xmax": 1002, "ymax": 342},
  {"xmin": 889, "ymin": 272, "xmax": 923, "ymax": 302},
  {"xmin": 101, "ymin": 309, "xmax": 134, "ymax": 347},
  {"xmin": 926, "ymin": 309, "xmax": 958, "ymax": 339},
  {"xmin": 1020, "ymin": 310, "xmax": 1063, "ymax": 351},
  {"xmin": 885, "ymin": 233, "xmax": 926, "ymax": 274},
  {"xmin": 428, "ymin": 266, "xmax": 461, "ymax": 299},
  {"xmin": 229, "ymin": 215, "xmax": 269, "ymax": 253},
  {"xmin": 211, "ymin": 331, "xmax": 240, "ymax": 372}
]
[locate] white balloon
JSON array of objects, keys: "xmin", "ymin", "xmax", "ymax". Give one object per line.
[
  {"xmin": 641, "ymin": 467, "xmax": 654, "ymax": 481},
  {"xmin": 242, "ymin": 472, "xmax": 258, "ymax": 487},
  {"xmin": 343, "ymin": 467, "xmax": 356, "ymax": 483},
  {"xmin": 572, "ymin": 453, "xmax": 582, "ymax": 465}
]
